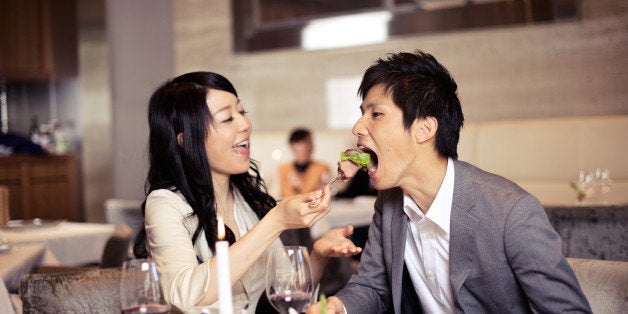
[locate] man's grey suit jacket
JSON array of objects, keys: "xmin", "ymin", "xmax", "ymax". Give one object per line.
[{"xmin": 335, "ymin": 160, "xmax": 591, "ymax": 313}]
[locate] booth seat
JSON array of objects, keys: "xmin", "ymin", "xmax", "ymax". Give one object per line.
[{"xmin": 251, "ymin": 115, "xmax": 628, "ymax": 205}]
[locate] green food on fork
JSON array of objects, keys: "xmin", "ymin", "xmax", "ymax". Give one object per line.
[{"xmin": 340, "ymin": 151, "xmax": 370, "ymax": 169}]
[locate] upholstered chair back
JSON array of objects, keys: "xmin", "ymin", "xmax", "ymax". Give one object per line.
[{"xmin": 567, "ymin": 258, "xmax": 628, "ymax": 314}]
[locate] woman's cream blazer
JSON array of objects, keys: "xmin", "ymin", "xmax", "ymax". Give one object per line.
[{"xmin": 144, "ymin": 188, "xmax": 283, "ymax": 312}]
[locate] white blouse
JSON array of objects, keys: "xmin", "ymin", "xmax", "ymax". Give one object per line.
[{"xmin": 144, "ymin": 188, "xmax": 283, "ymax": 312}]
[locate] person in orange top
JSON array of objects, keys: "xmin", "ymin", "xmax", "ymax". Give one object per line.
[{"xmin": 279, "ymin": 128, "xmax": 331, "ymax": 198}]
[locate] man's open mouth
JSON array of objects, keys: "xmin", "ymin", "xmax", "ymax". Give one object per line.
[{"xmin": 358, "ymin": 146, "xmax": 378, "ymax": 173}]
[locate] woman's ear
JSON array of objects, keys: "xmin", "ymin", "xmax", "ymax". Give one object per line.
[
  {"xmin": 415, "ymin": 116, "xmax": 438, "ymax": 144},
  {"xmin": 177, "ymin": 133, "xmax": 184, "ymax": 148}
]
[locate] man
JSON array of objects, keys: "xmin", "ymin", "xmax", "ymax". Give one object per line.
[
  {"xmin": 279, "ymin": 128, "xmax": 330, "ymax": 198},
  {"xmin": 307, "ymin": 51, "xmax": 591, "ymax": 313}
]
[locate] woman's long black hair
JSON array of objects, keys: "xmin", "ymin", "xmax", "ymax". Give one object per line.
[{"xmin": 133, "ymin": 72, "xmax": 276, "ymax": 258}]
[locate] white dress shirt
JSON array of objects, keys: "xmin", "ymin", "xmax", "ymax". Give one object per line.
[{"xmin": 403, "ymin": 158, "xmax": 455, "ymax": 313}]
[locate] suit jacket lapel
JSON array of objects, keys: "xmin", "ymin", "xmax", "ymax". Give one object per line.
[
  {"xmin": 449, "ymin": 161, "xmax": 479, "ymax": 299},
  {"xmin": 388, "ymin": 188, "xmax": 408, "ymax": 314}
]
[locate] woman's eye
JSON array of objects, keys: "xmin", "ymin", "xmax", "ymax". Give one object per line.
[
  {"xmin": 239, "ymin": 110, "xmax": 248, "ymax": 115},
  {"xmin": 222, "ymin": 116, "xmax": 234, "ymax": 123}
]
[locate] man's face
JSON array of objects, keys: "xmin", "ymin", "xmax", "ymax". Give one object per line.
[{"xmin": 352, "ymin": 84, "xmax": 420, "ymax": 190}]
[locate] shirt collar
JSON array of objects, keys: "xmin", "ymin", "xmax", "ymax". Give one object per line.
[{"xmin": 403, "ymin": 158, "xmax": 455, "ymax": 234}]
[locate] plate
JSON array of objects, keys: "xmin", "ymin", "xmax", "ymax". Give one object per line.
[{"xmin": 0, "ymin": 218, "xmax": 66, "ymax": 230}]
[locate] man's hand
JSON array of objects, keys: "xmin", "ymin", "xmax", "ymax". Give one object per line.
[
  {"xmin": 314, "ymin": 225, "xmax": 362, "ymax": 257},
  {"xmin": 306, "ymin": 296, "xmax": 345, "ymax": 314}
]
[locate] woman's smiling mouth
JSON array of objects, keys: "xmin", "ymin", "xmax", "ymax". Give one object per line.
[{"xmin": 233, "ymin": 140, "xmax": 250, "ymax": 157}]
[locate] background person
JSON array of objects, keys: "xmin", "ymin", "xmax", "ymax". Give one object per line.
[{"xmin": 279, "ymin": 128, "xmax": 331, "ymax": 198}]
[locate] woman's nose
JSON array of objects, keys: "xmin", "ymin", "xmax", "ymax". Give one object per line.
[{"xmin": 239, "ymin": 115, "xmax": 251, "ymax": 132}]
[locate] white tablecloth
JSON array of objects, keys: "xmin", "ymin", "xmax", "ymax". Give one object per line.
[
  {"xmin": 0, "ymin": 222, "xmax": 115, "ymax": 266},
  {"xmin": 0, "ymin": 243, "xmax": 59, "ymax": 314},
  {"xmin": 311, "ymin": 196, "xmax": 376, "ymax": 239},
  {"xmin": 0, "ymin": 282, "xmax": 14, "ymax": 314},
  {"xmin": 0, "ymin": 243, "xmax": 59, "ymax": 289}
]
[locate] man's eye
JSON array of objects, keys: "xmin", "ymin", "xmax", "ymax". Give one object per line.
[{"xmin": 372, "ymin": 112, "xmax": 383, "ymax": 118}]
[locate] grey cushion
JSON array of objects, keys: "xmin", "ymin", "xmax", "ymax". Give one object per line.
[{"xmin": 567, "ymin": 258, "xmax": 628, "ymax": 314}]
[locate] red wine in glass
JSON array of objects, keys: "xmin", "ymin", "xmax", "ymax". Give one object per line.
[
  {"xmin": 120, "ymin": 259, "xmax": 170, "ymax": 314},
  {"xmin": 269, "ymin": 292, "xmax": 311, "ymax": 313},
  {"xmin": 121, "ymin": 304, "xmax": 170, "ymax": 314}
]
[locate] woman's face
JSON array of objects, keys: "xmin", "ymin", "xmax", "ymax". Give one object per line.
[{"xmin": 204, "ymin": 89, "xmax": 252, "ymax": 179}]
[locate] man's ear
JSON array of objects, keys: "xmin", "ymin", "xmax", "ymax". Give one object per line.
[
  {"xmin": 415, "ymin": 116, "xmax": 438, "ymax": 144},
  {"xmin": 177, "ymin": 133, "xmax": 184, "ymax": 148}
]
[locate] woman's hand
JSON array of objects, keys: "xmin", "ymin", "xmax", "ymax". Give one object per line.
[
  {"xmin": 306, "ymin": 296, "xmax": 345, "ymax": 314},
  {"xmin": 268, "ymin": 185, "xmax": 332, "ymax": 231},
  {"xmin": 314, "ymin": 225, "xmax": 362, "ymax": 257}
]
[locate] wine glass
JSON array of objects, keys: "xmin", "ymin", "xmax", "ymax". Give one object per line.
[
  {"xmin": 572, "ymin": 170, "xmax": 593, "ymax": 205},
  {"xmin": 599, "ymin": 168, "xmax": 612, "ymax": 203},
  {"xmin": 265, "ymin": 246, "xmax": 313, "ymax": 314},
  {"xmin": 120, "ymin": 258, "xmax": 170, "ymax": 314}
]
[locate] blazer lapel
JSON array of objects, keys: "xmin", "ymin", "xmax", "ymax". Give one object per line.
[
  {"xmin": 388, "ymin": 189, "xmax": 408, "ymax": 314},
  {"xmin": 449, "ymin": 161, "xmax": 479, "ymax": 299}
]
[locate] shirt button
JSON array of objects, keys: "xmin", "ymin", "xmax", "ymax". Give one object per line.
[
  {"xmin": 240, "ymin": 294, "xmax": 247, "ymax": 301},
  {"xmin": 428, "ymin": 271, "xmax": 435, "ymax": 278}
]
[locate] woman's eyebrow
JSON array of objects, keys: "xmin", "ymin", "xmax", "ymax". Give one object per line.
[{"xmin": 212, "ymin": 104, "xmax": 232, "ymax": 115}]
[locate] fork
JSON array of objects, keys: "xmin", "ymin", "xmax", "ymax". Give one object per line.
[{"xmin": 308, "ymin": 173, "xmax": 348, "ymax": 207}]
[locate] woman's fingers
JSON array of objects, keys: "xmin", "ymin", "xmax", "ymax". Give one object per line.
[
  {"xmin": 305, "ymin": 189, "xmax": 324, "ymax": 202},
  {"xmin": 278, "ymin": 185, "xmax": 332, "ymax": 228},
  {"xmin": 307, "ymin": 182, "xmax": 334, "ymax": 207}
]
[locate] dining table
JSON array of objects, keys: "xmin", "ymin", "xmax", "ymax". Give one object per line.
[
  {"xmin": 0, "ymin": 221, "xmax": 115, "ymax": 314},
  {"xmin": 310, "ymin": 196, "xmax": 376, "ymax": 239},
  {"xmin": 0, "ymin": 243, "xmax": 60, "ymax": 314},
  {"xmin": 0, "ymin": 243, "xmax": 59, "ymax": 289},
  {"xmin": 0, "ymin": 221, "xmax": 116, "ymax": 266}
]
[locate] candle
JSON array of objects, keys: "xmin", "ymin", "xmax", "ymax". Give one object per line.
[{"xmin": 216, "ymin": 215, "xmax": 233, "ymax": 314}]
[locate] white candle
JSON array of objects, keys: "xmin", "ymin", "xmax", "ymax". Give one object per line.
[{"xmin": 216, "ymin": 215, "xmax": 233, "ymax": 314}]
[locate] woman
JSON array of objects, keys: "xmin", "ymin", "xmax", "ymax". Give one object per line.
[{"xmin": 133, "ymin": 72, "xmax": 360, "ymax": 312}]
